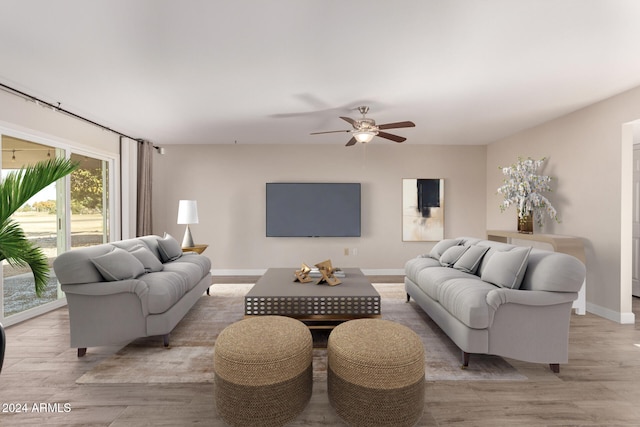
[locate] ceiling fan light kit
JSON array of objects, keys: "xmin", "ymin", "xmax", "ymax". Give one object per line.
[
  {"xmin": 311, "ymin": 106, "xmax": 415, "ymax": 146},
  {"xmin": 353, "ymin": 130, "xmax": 377, "ymax": 143}
]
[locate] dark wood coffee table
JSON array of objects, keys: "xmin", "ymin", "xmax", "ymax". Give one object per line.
[{"xmin": 245, "ymin": 268, "xmax": 381, "ymax": 329}]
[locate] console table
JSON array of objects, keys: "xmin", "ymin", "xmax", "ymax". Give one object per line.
[{"xmin": 486, "ymin": 230, "xmax": 586, "ymax": 315}]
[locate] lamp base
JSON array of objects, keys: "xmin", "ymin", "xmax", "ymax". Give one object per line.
[{"xmin": 182, "ymin": 225, "xmax": 195, "ymax": 248}]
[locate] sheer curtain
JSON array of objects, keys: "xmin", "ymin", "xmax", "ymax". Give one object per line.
[{"xmin": 137, "ymin": 140, "xmax": 154, "ymax": 236}]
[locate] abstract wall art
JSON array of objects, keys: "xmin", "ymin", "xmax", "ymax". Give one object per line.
[{"xmin": 402, "ymin": 178, "xmax": 444, "ymax": 241}]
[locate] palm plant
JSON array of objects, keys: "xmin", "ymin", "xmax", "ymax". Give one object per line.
[{"xmin": 0, "ymin": 157, "xmax": 78, "ymax": 296}]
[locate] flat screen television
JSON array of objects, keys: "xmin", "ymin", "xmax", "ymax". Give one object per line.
[{"xmin": 266, "ymin": 182, "xmax": 361, "ymax": 237}]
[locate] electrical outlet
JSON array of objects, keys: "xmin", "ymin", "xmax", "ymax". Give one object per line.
[
  {"xmin": 352, "ymin": 248, "xmax": 358, "ymax": 256},
  {"xmin": 344, "ymin": 248, "xmax": 349, "ymax": 256}
]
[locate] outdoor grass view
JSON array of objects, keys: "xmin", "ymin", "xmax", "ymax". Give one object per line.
[{"xmin": 2, "ymin": 150, "xmax": 109, "ymax": 318}]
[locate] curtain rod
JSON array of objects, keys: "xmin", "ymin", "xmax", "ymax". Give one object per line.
[{"xmin": 0, "ymin": 82, "xmax": 145, "ymax": 143}]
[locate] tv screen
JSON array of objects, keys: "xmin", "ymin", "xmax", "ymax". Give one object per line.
[{"xmin": 266, "ymin": 183, "xmax": 361, "ymax": 237}]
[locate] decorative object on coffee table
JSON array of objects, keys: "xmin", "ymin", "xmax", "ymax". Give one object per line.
[
  {"xmin": 214, "ymin": 316, "xmax": 313, "ymax": 427},
  {"xmin": 327, "ymin": 319, "xmax": 425, "ymax": 427},
  {"xmin": 497, "ymin": 157, "xmax": 559, "ymax": 233},
  {"xmin": 294, "ymin": 263, "xmax": 313, "ymax": 283},
  {"xmin": 315, "ymin": 259, "xmax": 341, "ymax": 286}
]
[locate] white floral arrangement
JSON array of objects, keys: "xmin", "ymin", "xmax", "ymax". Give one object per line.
[{"xmin": 497, "ymin": 157, "xmax": 559, "ymax": 227}]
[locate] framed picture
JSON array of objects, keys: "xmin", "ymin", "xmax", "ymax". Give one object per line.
[{"xmin": 402, "ymin": 178, "xmax": 444, "ymax": 241}]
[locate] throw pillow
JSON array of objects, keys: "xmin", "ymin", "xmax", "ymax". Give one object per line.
[
  {"xmin": 439, "ymin": 245, "xmax": 469, "ymax": 267},
  {"xmin": 428, "ymin": 239, "xmax": 462, "ymax": 260},
  {"xmin": 453, "ymin": 245, "xmax": 490, "ymax": 274},
  {"xmin": 129, "ymin": 244, "xmax": 164, "ymax": 273},
  {"xmin": 157, "ymin": 233, "xmax": 183, "ymax": 263},
  {"xmin": 90, "ymin": 248, "xmax": 146, "ymax": 281},
  {"xmin": 480, "ymin": 246, "xmax": 532, "ymax": 289}
]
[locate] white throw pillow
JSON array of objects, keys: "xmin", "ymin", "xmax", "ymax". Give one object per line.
[
  {"xmin": 439, "ymin": 245, "xmax": 469, "ymax": 267},
  {"xmin": 428, "ymin": 239, "xmax": 462, "ymax": 260},
  {"xmin": 129, "ymin": 244, "xmax": 164, "ymax": 273},
  {"xmin": 90, "ymin": 248, "xmax": 146, "ymax": 281},
  {"xmin": 480, "ymin": 246, "xmax": 532, "ymax": 289},
  {"xmin": 453, "ymin": 245, "xmax": 490, "ymax": 274},
  {"xmin": 157, "ymin": 233, "xmax": 183, "ymax": 262}
]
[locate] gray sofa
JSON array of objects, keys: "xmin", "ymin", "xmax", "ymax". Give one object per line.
[
  {"xmin": 53, "ymin": 234, "xmax": 211, "ymax": 357},
  {"xmin": 404, "ymin": 237, "xmax": 586, "ymax": 373}
]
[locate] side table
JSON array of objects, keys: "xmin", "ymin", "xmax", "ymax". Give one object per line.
[{"xmin": 181, "ymin": 244, "xmax": 208, "ymax": 254}]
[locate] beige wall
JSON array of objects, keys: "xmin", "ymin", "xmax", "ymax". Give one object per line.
[
  {"xmin": 152, "ymin": 144, "xmax": 487, "ymax": 273},
  {"xmin": 486, "ymin": 85, "xmax": 640, "ymax": 323}
]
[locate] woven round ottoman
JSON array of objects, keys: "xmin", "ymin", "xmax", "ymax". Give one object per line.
[
  {"xmin": 214, "ymin": 315, "xmax": 313, "ymax": 427},
  {"xmin": 327, "ymin": 319, "xmax": 425, "ymax": 427}
]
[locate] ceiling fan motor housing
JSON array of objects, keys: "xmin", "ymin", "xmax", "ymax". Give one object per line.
[{"xmin": 355, "ymin": 118, "xmax": 377, "ymax": 131}]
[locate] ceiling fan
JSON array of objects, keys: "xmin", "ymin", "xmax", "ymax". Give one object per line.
[{"xmin": 310, "ymin": 106, "xmax": 415, "ymax": 146}]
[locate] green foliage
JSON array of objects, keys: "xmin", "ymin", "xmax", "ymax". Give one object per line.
[
  {"xmin": 70, "ymin": 168, "xmax": 103, "ymax": 212},
  {"xmin": 0, "ymin": 158, "xmax": 78, "ymax": 296}
]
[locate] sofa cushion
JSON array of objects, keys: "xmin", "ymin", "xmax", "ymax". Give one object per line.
[
  {"xmin": 480, "ymin": 246, "xmax": 531, "ymax": 289},
  {"xmin": 169, "ymin": 253, "xmax": 212, "ymax": 277},
  {"xmin": 90, "ymin": 248, "xmax": 146, "ymax": 282},
  {"xmin": 453, "ymin": 245, "xmax": 489, "ymax": 274},
  {"xmin": 137, "ymin": 271, "xmax": 190, "ymax": 314},
  {"xmin": 162, "ymin": 259, "xmax": 205, "ymax": 291},
  {"xmin": 439, "ymin": 245, "xmax": 469, "ymax": 267},
  {"xmin": 415, "ymin": 267, "xmax": 476, "ymax": 302},
  {"xmin": 157, "ymin": 233, "xmax": 183, "ymax": 262},
  {"xmin": 129, "ymin": 244, "xmax": 164, "ymax": 273},
  {"xmin": 428, "ymin": 239, "xmax": 462, "ymax": 260},
  {"xmin": 437, "ymin": 278, "xmax": 498, "ymax": 329},
  {"xmin": 405, "ymin": 256, "xmax": 441, "ymax": 283}
]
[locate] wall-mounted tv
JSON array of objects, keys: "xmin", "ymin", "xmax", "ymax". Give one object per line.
[{"xmin": 266, "ymin": 182, "xmax": 361, "ymax": 237}]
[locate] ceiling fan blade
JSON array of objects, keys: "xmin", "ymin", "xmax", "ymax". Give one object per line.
[
  {"xmin": 377, "ymin": 121, "xmax": 416, "ymax": 130},
  {"xmin": 377, "ymin": 131, "xmax": 407, "ymax": 143},
  {"xmin": 310, "ymin": 130, "xmax": 350, "ymax": 135},
  {"xmin": 345, "ymin": 137, "xmax": 357, "ymax": 146},
  {"xmin": 340, "ymin": 116, "xmax": 357, "ymax": 126}
]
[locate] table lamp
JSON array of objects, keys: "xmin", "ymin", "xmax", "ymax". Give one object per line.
[{"xmin": 177, "ymin": 200, "xmax": 199, "ymax": 248}]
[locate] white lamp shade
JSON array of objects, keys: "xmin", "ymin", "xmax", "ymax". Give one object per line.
[
  {"xmin": 177, "ymin": 200, "xmax": 199, "ymax": 224},
  {"xmin": 354, "ymin": 131, "xmax": 376, "ymax": 143}
]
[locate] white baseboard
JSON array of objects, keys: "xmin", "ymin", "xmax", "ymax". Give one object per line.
[
  {"xmin": 586, "ymin": 302, "xmax": 636, "ymax": 324},
  {"xmin": 211, "ymin": 269, "xmax": 267, "ymax": 276},
  {"xmin": 360, "ymin": 268, "xmax": 405, "ymax": 276},
  {"xmin": 211, "ymin": 268, "xmax": 405, "ymax": 277}
]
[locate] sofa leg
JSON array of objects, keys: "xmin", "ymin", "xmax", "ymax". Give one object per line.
[
  {"xmin": 77, "ymin": 348, "xmax": 87, "ymax": 357},
  {"xmin": 406, "ymin": 293, "xmax": 410, "ymax": 303},
  {"xmin": 461, "ymin": 351, "xmax": 470, "ymax": 369},
  {"xmin": 163, "ymin": 334, "xmax": 170, "ymax": 348},
  {"xmin": 549, "ymin": 363, "xmax": 560, "ymax": 373}
]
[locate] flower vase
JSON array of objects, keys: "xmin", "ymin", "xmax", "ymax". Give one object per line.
[{"xmin": 517, "ymin": 212, "xmax": 533, "ymax": 234}]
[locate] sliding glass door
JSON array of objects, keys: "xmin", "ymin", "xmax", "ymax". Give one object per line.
[
  {"xmin": 1, "ymin": 136, "xmax": 66, "ymax": 318},
  {"xmin": 0, "ymin": 133, "xmax": 114, "ymax": 325},
  {"xmin": 70, "ymin": 153, "xmax": 110, "ymax": 249}
]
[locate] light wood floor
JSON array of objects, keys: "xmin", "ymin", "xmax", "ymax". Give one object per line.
[{"xmin": 1, "ymin": 279, "xmax": 639, "ymax": 426}]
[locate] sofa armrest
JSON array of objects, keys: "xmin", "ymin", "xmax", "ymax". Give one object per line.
[
  {"xmin": 62, "ymin": 279, "xmax": 149, "ymax": 299},
  {"xmin": 486, "ymin": 288, "xmax": 577, "ymax": 311}
]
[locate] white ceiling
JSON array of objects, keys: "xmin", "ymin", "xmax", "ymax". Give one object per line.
[{"xmin": 2, "ymin": 0, "xmax": 640, "ymax": 146}]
